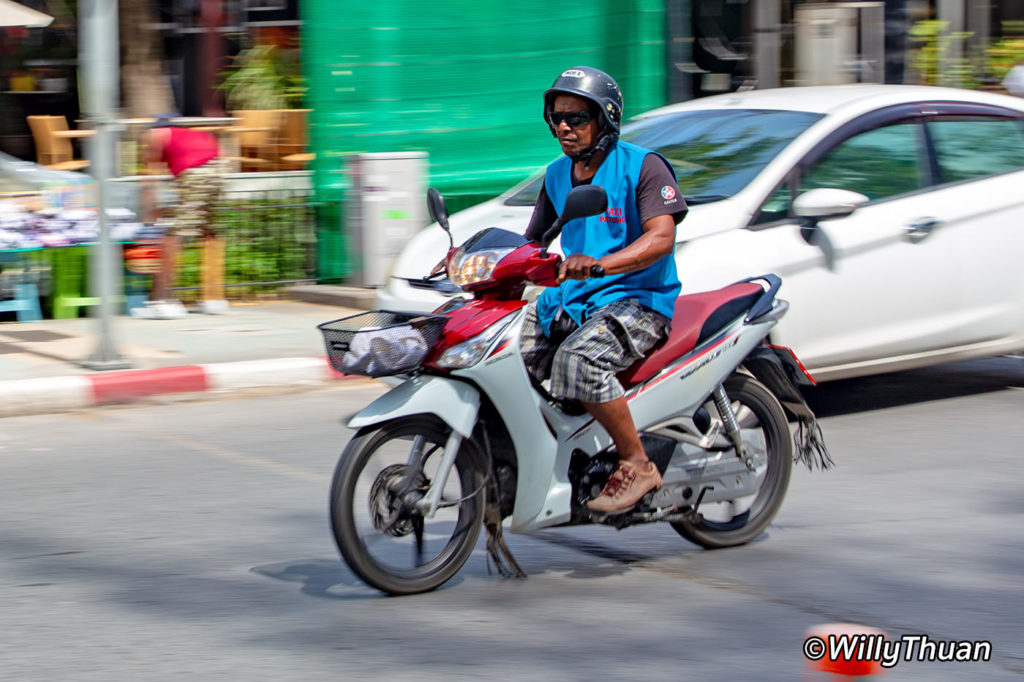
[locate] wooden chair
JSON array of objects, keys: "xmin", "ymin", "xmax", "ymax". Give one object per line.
[
  {"xmin": 26, "ymin": 115, "xmax": 93, "ymax": 171},
  {"xmin": 273, "ymin": 108, "xmax": 315, "ymax": 170},
  {"xmin": 226, "ymin": 109, "xmax": 282, "ymax": 171}
]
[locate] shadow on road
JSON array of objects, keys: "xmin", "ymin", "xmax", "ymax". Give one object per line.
[
  {"xmin": 803, "ymin": 356, "xmax": 1024, "ymax": 418},
  {"xmin": 252, "ymin": 524, "xmax": 723, "ymax": 600},
  {"xmin": 250, "ymin": 547, "xmax": 630, "ymax": 599},
  {"xmin": 251, "ymin": 558, "xmax": 386, "ymax": 600}
]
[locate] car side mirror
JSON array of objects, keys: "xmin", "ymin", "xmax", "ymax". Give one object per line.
[
  {"xmin": 793, "ymin": 188, "xmax": 869, "ymax": 223},
  {"xmin": 427, "ymin": 187, "xmax": 453, "ymax": 248},
  {"xmin": 793, "ymin": 188, "xmax": 866, "ymax": 272}
]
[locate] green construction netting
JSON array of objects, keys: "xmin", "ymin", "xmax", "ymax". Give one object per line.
[{"xmin": 300, "ymin": 1, "xmax": 668, "ymax": 278}]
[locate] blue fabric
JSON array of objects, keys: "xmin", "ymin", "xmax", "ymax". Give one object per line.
[{"xmin": 536, "ymin": 140, "xmax": 680, "ymax": 334}]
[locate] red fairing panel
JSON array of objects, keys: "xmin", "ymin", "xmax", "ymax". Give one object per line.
[{"xmin": 422, "ymin": 299, "xmax": 527, "ymax": 368}]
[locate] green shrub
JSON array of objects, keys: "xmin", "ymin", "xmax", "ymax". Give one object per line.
[
  {"xmin": 908, "ymin": 20, "xmax": 979, "ymax": 88},
  {"xmin": 909, "ymin": 19, "xmax": 1024, "ymax": 89}
]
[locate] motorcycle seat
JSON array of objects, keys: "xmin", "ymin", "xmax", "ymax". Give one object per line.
[{"xmin": 618, "ymin": 282, "xmax": 763, "ymax": 387}]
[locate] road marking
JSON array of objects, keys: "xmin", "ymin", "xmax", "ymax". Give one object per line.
[{"xmin": 158, "ymin": 432, "xmax": 329, "ymax": 483}]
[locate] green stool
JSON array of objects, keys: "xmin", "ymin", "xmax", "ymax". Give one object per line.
[
  {"xmin": 49, "ymin": 245, "xmax": 96, "ymax": 319},
  {"xmin": 48, "ymin": 245, "xmax": 144, "ymax": 318}
]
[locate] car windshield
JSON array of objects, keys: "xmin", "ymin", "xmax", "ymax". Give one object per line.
[
  {"xmin": 627, "ymin": 109, "xmax": 823, "ymax": 202},
  {"xmin": 504, "ymin": 108, "xmax": 822, "ymax": 206},
  {"xmin": 459, "ymin": 227, "xmax": 529, "ymax": 252},
  {"xmin": 503, "ymin": 174, "xmax": 545, "ymax": 206}
]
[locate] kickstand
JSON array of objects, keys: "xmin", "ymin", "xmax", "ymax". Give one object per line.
[{"xmin": 484, "ymin": 503, "xmax": 526, "ymax": 579}]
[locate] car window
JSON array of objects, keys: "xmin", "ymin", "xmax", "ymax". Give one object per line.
[
  {"xmin": 624, "ymin": 109, "xmax": 823, "ymax": 202},
  {"xmin": 927, "ymin": 116, "xmax": 1024, "ymax": 182},
  {"xmin": 801, "ymin": 122, "xmax": 927, "ymax": 200},
  {"xmin": 753, "ymin": 182, "xmax": 792, "ymax": 224},
  {"xmin": 750, "ymin": 121, "xmax": 927, "ymax": 226},
  {"xmin": 503, "ymin": 173, "xmax": 545, "ymax": 206}
]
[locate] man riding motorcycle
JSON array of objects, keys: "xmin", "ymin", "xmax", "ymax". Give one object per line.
[{"xmin": 520, "ymin": 66, "xmax": 688, "ymax": 513}]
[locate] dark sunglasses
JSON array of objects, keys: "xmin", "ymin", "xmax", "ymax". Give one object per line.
[{"xmin": 548, "ymin": 110, "xmax": 594, "ymax": 128}]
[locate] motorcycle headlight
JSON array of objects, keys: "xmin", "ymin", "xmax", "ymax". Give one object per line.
[
  {"xmin": 447, "ymin": 247, "xmax": 515, "ymax": 288},
  {"xmin": 436, "ymin": 313, "xmax": 516, "ymax": 369}
]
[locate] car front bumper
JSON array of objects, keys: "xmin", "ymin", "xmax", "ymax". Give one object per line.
[{"xmin": 375, "ymin": 276, "xmax": 467, "ymax": 314}]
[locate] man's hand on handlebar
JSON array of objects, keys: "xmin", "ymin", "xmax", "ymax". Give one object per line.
[{"xmin": 557, "ymin": 255, "xmax": 606, "ymax": 283}]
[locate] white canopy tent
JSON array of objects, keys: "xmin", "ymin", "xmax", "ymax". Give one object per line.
[{"xmin": 0, "ymin": 0, "xmax": 53, "ymax": 28}]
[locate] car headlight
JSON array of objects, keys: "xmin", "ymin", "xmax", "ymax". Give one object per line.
[
  {"xmin": 436, "ymin": 313, "xmax": 516, "ymax": 369},
  {"xmin": 447, "ymin": 247, "xmax": 515, "ymax": 288}
]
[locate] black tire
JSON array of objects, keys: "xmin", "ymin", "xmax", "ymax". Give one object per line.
[
  {"xmin": 671, "ymin": 373, "xmax": 792, "ymax": 549},
  {"xmin": 329, "ymin": 418, "xmax": 485, "ymax": 595}
]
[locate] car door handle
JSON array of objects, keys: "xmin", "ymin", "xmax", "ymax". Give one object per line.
[{"xmin": 904, "ymin": 218, "xmax": 939, "ymax": 242}]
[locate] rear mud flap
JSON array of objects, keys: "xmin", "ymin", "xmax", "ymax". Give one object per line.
[{"xmin": 743, "ymin": 346, "xmax": 834, "ymax": 471}]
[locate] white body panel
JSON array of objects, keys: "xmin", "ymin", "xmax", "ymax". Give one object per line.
[
  {"xmin": 347, "ymin": 374, "xmax": 481, "ymax": 438},
  {"xmin": 448, "ymin": 310, "xmax": 573, "ymax": 531},
  {"xmin": 626, "ymin": 320, "xmax": 777, "ymax": 430}
]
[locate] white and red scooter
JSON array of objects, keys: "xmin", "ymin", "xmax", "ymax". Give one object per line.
[{"xmin": 320, "ymin": 185, "xmax": 831, "ymax": 595}]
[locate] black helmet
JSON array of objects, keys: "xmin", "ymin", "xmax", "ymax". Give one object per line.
[{"xmin": 544, "ymin": 66, "xmax": 623, "ymax": 134}]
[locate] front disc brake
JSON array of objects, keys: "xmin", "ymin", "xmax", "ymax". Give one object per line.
[{"xmin": 368, "ymin": 464, "xmax": 428, "ymax": 537}]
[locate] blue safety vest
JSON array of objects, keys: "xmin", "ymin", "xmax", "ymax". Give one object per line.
[{"xmin": 536, "ymin": 140, "xmax": 681, "ymax": 335}]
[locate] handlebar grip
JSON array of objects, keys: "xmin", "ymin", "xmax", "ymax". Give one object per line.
[{"xmin": 589, "ymin": 264, "xmax": 605, "ymax": 278}]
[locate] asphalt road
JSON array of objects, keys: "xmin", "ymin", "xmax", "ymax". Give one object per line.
[{"xmin": 1, "ymin": 358, "xmax": 1022, "ymax": 681}]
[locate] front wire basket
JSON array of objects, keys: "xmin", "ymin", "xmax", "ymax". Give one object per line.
[{"xmin": 318, "ymin": 310, "xmax": 448, "ymax": 377}]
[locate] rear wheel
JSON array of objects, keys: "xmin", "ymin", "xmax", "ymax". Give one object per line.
[
  {"xmin": 671, "ymin": 373, "xmax": 792, "ymax": 548},
  {"xmin": 329, "ymin": 418, "xmax": 485, "ymax": 595}
]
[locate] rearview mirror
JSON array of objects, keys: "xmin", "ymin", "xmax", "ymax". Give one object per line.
[
  {"xmin": 541, "ymin": 185, "xmax": 609, "ymax": 249},
  {"xmin": 427, "ymin": 187, "xmax": 453, "ymax": 248},
  {"xmin": 793, "ymin": 188, "xmax": 869, "ymax": 222},
  {"xmin": 792, "ymin": 189, "xmax": 863, "ymax": 272},
  {"xmin": 561, "ymin": 185, "xmax": 608, "ymax": 223}
]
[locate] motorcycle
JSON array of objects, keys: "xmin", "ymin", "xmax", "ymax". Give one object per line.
[{"xmin": 319, "ymin": 185, "xmax": 832, "ymax": 595}]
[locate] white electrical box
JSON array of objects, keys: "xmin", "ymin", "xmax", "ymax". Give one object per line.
[
  {"xmin": 795, "ymin": 2, "xmax": 885, "ymax": 86},
  {"xmin": 346, "ymin": 152, "xmax": 429, "ymax": 288}
]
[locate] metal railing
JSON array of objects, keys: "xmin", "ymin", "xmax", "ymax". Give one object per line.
[{"xmin": 114, "ymin": 170, "xmax": 324, "ymax": 300}]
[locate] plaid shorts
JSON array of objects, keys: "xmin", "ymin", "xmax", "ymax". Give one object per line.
[
  {"xmin": 168, "ymin": 158, "xmax": 229, "ymax": 238},
  {"xmin": 520, "ymin": 298, "xmax": 670, "ymax": 403}
]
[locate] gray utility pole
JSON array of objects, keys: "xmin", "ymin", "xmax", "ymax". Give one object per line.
[
  {"xmin": 937, "ymin": 0, "xmax": 965, "ymax": 86},
  {"xmin": 753, "ymin": 0, "xmax": 781, "ymax": 89},
  {"xmin": 79, "ymin": 0, "xmax": 130, "ymax": 370}
]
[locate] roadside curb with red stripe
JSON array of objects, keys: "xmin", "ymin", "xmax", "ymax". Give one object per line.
[{"xmin": 0, "ymin": 357, "xmax": 354, "ymax": 418}]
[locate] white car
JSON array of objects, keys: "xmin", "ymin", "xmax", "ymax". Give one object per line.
[{"xmin": 377, "ymin": 84, "xmax": 1024, "ymax": 381}]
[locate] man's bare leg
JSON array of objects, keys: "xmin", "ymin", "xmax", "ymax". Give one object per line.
[
  {"xmin": 581, "ymin": 396, "xmax": 648, "ymax": 466},
  {"xmin": 152, "ymin": 233, "xmax": 181, "ymax": 302},
  {"xmin": 583, "ymin": 396, "xmax": 662, "ymax": 512}
]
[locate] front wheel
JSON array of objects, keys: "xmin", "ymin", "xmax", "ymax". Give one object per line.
[
  {"xmin": 329, "ymin": 418, "xmax": 485, "ymax": 595},
  {"xmin": 671, "ymin": 373, "xmax": 792, "ymax": 549}
]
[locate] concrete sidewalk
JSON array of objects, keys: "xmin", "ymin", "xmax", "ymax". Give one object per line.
[{"xmin": 0, "ymin": 286, "xmax": 379, "ymax": 418}]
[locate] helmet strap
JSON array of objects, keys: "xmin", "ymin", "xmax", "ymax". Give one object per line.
[{"xmin": 573, "ymin": 131, "xmax": 618, "ymax": 170}]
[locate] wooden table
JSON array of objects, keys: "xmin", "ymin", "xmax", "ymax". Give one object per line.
[
  {"xmin": 216, "ymin": 126, "xmax": 274, "ymax": 171},
  {"xmin": 52, "ymin": 129, "xmax": 95, "ymax": 139}
]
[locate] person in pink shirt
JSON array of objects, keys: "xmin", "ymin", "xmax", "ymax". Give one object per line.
[{"xmin": 133, "ymin": 115, "xmax": 229, "ymax": 319}]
